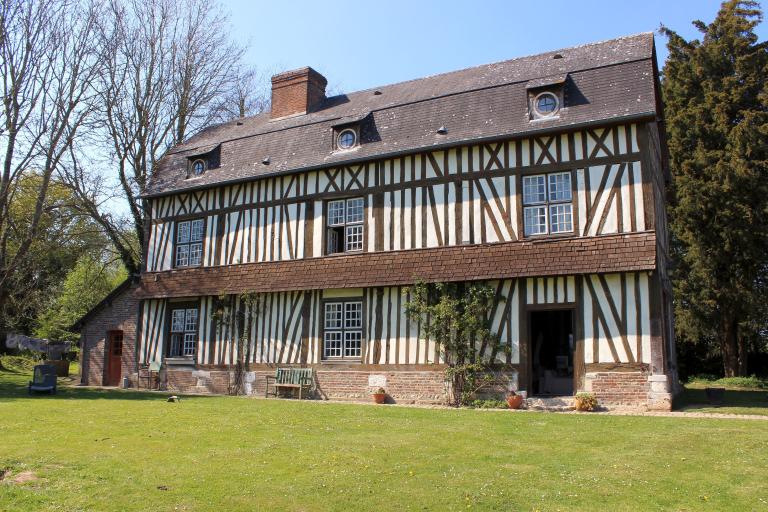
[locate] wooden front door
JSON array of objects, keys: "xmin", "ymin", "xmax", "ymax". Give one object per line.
[{"xmin": 106, "ymin": 331, "xmax": 123, "ymax": 386}]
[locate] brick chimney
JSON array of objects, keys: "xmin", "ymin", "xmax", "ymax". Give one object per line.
[{"xmin": 270, "ymin": 67, "xmax": 328, "ymax": 119}]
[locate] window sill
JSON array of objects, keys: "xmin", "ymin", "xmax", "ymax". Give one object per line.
[
  {"xmin": 320, "ymin": 358, "xmax": 362, "ymax": 364},
  {"xmin": 165, "ymin": 357, "xmax": 195, "ymax": 366}
]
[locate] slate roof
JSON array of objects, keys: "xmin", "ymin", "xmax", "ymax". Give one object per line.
[{"xmin": 146, "ymin": 33, "xmax": 659, "ymax": 198}]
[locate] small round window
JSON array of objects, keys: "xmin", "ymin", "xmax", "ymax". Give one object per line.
[
  {"xmin": 191, "ymin": 159, "xmax": 206, "ymax": 177},
  {"xmin": 337, "ymin": 129, "xmax": 357, "ymax": 150},
  {"xmin": 534, "ymin": 92, "xmax": 559, "ymax": 116}
]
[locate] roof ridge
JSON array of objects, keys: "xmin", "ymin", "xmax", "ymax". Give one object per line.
[{"xmin": 345, "ymin": 32, "xmax": 654, "ymax": 98}]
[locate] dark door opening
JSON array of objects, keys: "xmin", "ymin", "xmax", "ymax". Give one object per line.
[
  {"xmin": 106, "ymin": 331, "xmax": 123, "ymax": 386},
  {"xmin": 530, "ymin": 309, "xmax": 574, "ymax": 396}
]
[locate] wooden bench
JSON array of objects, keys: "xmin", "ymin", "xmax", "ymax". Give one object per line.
[{"xmin": 265, "ymin": 368, "xmax": 313, "ymax": 399}]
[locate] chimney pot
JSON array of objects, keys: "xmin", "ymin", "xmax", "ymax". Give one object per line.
[{"xmin": 270, "ymin": 67, "xmax": 328, "ymax": 119}]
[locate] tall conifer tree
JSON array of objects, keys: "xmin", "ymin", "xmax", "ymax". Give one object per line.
[{"xmin": 661, "ymin": 0, "xmax": 768, "ymax": 376}]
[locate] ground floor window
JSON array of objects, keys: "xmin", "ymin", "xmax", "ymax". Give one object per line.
[
  {"xmin": 323, "ymin": 300, "xmax": 363, "ymax": 359},
  {"xmin": 169, "ymin": 306, "xmax": 198, "ymax": 357}
]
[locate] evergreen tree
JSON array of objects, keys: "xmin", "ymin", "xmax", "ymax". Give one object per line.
[{"xmin": 661, "ymin": 0, "xmax": 768, "ymax": 376}]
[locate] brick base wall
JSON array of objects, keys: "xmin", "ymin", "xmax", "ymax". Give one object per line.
[
  {"xmin": 160, "ymin": 367, "xmax": 450, "ymax": 404},
  {"xmin": 585, "ymin": 371, "xmax": 650, "ymax": 407}
]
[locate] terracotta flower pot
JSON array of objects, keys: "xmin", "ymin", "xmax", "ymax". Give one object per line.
[
  {"xmin": 506, "ymin": 394, "xmax": 524, "ymax": 409},
  {"xmin": 373, "ymin": 393, "xmax": 386, "ymax": 404}
]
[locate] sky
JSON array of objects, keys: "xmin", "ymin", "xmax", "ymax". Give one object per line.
[{"xmin": 226, "ymin": 0, "xmax": 768, "ymax": 95}]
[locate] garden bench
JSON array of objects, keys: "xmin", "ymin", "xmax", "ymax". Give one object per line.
[
  {"xmin": 265, "ymin": 368, "xmax": 313, "ymax": 399},
  {"xmin": 28, "ymin": 364, "xmax": 57, "ymax": 395}
]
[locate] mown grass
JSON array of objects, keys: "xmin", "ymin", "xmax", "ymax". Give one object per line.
[
  {"xmin": 1, "ymin": 368, "xmax": 767, "ymax": 511},
  {"xmin": 677, "ymin": 378, "xmax": 768, "ymax": 416}
]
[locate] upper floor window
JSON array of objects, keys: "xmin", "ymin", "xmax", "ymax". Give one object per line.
[
  {"xmin": 175, "ymin": 219, "xmax": 204, "ymax": 267},
  {"xmin": 523, "ymin": 172, "xmax": 573, "ymax": 236},
  {"xmin": 191, "ymin": 159, "xmax": 206, "ymax": 177},
  {"xmin": 327, "ymin": 197, "xmax": 364, "ymax": 254},
  {"xmin": 169, "ymin": 306, "xmax": 198, "ymax": 357},
  {"xmin": 323, "ymin": 300, "xmax": 363, "ymax": 359},
  {"xmin": 337, "ymin": 128, "xmax": 357, "ymax": 150},
  {"xmin": 533, "ymin": 91, "xmax": 559, "ymax": 117}
]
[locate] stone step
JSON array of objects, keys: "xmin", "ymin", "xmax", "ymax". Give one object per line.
[{"xmin": 525, "ymin": 396, "xmax": 575, "ymax": 411}]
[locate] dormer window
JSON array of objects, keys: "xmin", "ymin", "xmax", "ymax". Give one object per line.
[
  {"xmin": 526, "ymin": 74, "xmax": 567, "ymax": 121},
  {"xmin": 186, "ymin": 145, "xmax": 221, "ymax": 179},
  {"xmin": 336, "ymin": 128, "xmax": 358, "ymax": 150},
  {"xmin": 191, "ymin": 159, "xmax": 206, "ymax": 177},
  {"xmin": 534, "ymin": 92, "xmax": 559, "ymax": 116}
]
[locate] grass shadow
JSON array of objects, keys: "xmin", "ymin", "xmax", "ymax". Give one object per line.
[
  {"xmin": 675, "ymin": 386, "xmax": 768, "ymax": 413},
  {"xmin": 0, "ymin": 370, "xmax": 217, "ymax": 402}
]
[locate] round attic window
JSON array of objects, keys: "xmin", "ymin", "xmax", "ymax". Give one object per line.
[
  {"xmin": 337, "ymin": 129, "xmax": 357, "ymax": 150},
  {"xmin": 191, "ymin": 159, "xmax": 206, "ymax": 177},
  {"xmin": 534, "ymin": 92, "xmax": 559, "ymax": 116}
]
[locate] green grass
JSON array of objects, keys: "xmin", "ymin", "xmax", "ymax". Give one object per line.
[
  {"xmin": 1, "ymin": 369, "xmax": 768, "ymax": 511},
  {"xmin": 677, "ymin": 381, "xmax": 768, "ymax": 416}
]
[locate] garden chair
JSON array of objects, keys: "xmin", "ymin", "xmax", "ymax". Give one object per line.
[{"xmin": 28, "ymin": 364, "xmax": 57, "ymax": 395}]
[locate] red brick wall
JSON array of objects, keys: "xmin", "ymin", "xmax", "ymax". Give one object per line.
[
  {"xmin": 80, "ymin": 283, "xmax": 138, "ymax": 386},
  {"xmin": 588, "ymin": 372, "xmax": 649, "ymax": 406}
]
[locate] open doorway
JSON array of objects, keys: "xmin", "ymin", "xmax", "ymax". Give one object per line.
[{"xmin": 530, "ymin": 309, "xmax": 574, "ymax": 396}]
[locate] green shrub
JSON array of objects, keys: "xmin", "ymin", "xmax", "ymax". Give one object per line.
[
  {"xmin": 469, "ymin": 399, "xmax": 508, "ymax": 409},
  {"xmin": 0, "ymin": 354, "xmax": 40, "ymax": 373},
  {"xmin": 687, "ymin": 374, "xmax": 767, "ymax": 389}
]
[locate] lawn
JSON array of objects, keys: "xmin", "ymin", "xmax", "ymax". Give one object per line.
[
  {"xmin": 1, "ymin": 367, "xmax": 767, "ymax": 511},
  {"xmin": 677, "ymin": 383, "xmax": 768, "ymax": 416}
]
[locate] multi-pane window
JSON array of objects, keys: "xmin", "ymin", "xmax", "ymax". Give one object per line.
[
  {"xmin": 323, "ymin": 301, "xmax": 363, "ymax": 359},
  {"xmin": 326, "ymin": 198, "xmax": 364, "ymax": 254},
  {"xmin": 175, "ymin": 219, "xmax": 204, "ymax": 267},
  {"xmin": 522, "ymin": 172, "xmax": 573, "ymax": 236},
  {"xmin": 169, "ymin": 307, "xmax": 198, "ymax": 357}
]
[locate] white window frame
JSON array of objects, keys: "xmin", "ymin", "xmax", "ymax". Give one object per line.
[
  {"xmin": 533, "ymin": 91, "xmax": 560, "ymax": 117},
  {"xmin": 175, "ymin": 219, "xmax": 204, "ymax": 268},
  {"xmin": 326, "ymin": 197, "xmax": 364, "ymax": 254},
  {"xmin": 323, "ymin": 300, "xmax": 363, "ymax": 360},
  {"xmin": 522, "ymin": 171, "xmax": 574, "ymax": 236},
  {"xmin": 336, "ymin": 128, "xmax": 358, "ymax": 150},
  {"xmin": 169, "ymin": 307, "xmax": 198, "ymax": 357}
]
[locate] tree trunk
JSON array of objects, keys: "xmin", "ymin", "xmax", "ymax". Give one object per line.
[
  {"xmin": 720, "ymin": 315, "xmax": 739, "ymax": 377},
  {"xmin": 737, "ymin": 332, "xmax": 748, "ymax": 376}
]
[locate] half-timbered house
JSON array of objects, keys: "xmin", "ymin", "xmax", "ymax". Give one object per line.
[{"xmin": 78, "ymin": 33, "xmax": 677, "ymax": 409}]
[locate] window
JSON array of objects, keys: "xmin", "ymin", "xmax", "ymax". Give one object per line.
[
  {"xmin": 326, "ymin": 197, "xmax": 364, "ymax": 254},
  {"xmin": 522, "ymin": 172, "xmax": 573, "ymax": 236},
  {"xmin": 169, "ymin": 307, "xmax": 198, "ymax": 357},
  {"xmin": 534, "ymin": 92, "xmax": 559, "ymax": 116},
  {"xmin": 175, "ymin": 219, "xmax": 204, "ymax": 267},
  {"xmin": 336, "ymin": 128, "xmax": 357, "ymax": 150},
  {"xmin": 323, "ymin": 300, "xmax": 363, "ymax": 359},
  {"xmin": 191, "ymin": 159, "xmax": 206, "ymax": 177}
]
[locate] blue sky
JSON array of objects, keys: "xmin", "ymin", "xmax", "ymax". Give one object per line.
[{"xmin": 227, "ymin": 0, "xmax": 768, "ymax": 94}]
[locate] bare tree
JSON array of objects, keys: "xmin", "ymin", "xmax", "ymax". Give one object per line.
[
  {"xmin": 218, "ymin": 66, "xmax": 271, "ymax": 119},
  {"xmin": 0, "ymin": 0, "xmax": 103, "ymax": 347},
  {"xmin": 62, "ymin": 0, "xmax": 265, "ymax": 274}
]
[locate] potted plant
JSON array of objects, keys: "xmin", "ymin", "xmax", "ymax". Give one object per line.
[
  {"xmin": 506, "ymin": 391, "xmax": 524, "ymax": 409},
  {"xmin": 372, "ymin": 387, "xmax": 387, "ymax": 404},
  {"xmin": 574, "ymin": 392, "xmax": 598, "ymax": 411}
]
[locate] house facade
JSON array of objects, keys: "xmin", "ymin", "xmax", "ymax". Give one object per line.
[{"xmin": 81, "ymin": 33, "xmax": 677, "ymax": 409}]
